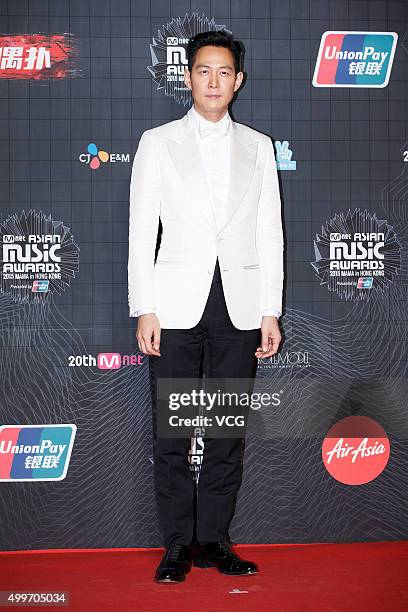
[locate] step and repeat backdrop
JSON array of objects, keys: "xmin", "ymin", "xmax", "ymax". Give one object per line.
[{"xmin": 1, "ymin": 0, "xmax": 408, "ymax": 550}]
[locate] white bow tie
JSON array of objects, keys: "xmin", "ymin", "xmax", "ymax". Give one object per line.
[{"xmin": 198, "ymin": 117, "xmax": 230, "ymax": 139}]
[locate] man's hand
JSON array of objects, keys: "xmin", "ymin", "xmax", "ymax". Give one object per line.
[
  {"xmin": 255, "ymin": 316, "xmax": 281, "ymax": 358},
  {"xmin": 136, "ymin": 314, "xmax": 161, "ymax": 356}
]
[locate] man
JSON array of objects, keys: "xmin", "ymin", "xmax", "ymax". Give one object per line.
[{"xmin": 128, "ymin": 30, "xmax": 284, "ymax": 582}]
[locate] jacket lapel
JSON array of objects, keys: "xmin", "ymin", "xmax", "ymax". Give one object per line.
[
  {"xmin": 218, "ymin": 121, "xmax": 258, "ymax": 234},
  {"xmin": 165, "ymin": 112, "xmax": 258, "ymax": 233},
  {"xmin": 166, "ymin": 116, "xmax": 217, "ymax": 229}
]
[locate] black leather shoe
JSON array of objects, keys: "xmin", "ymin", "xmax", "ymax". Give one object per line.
[
  {"xmin": 192, "ymin": 540, "xmax": 258, "ymax": 575},
  {"xmin": 154, "ymin": 544, "xmax": 192, "ymax": 583}
]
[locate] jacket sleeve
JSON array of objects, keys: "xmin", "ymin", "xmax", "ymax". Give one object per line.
[
  {"xmin": 255, "ymin": 136, "xmax": 284, "ymax": 317},
  {"xmin": 127, "ymin": 130, "xmax": 161, "ymax": 317}
]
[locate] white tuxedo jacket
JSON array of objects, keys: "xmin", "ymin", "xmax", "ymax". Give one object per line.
[{"xmin": 128, "ymin": 111, "xmax": 284, "ymax": 330}]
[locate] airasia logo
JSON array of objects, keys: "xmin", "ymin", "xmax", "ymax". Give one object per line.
[{"xmin": 322, "ymin": 416, "xmax": 390, "ymax": 485}]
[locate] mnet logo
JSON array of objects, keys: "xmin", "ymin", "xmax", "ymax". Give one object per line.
[
  {"xmin": 98, "ymin": 352, "xmax": 121, "ymax": 369},
  {"xmin": 68, "ymin": 353, "xmax": 144, "ymax": 368},
  {"xmin": 79, "ymin": 143, "xmax": 130, "ymax": 170}
]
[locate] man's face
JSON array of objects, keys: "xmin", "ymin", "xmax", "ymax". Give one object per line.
[{"xmin": 184, "ymin": 45, "xmax": 243, "ymax": 115}]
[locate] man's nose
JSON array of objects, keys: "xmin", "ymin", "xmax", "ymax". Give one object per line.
[{"xmin": 209, "ymin": 73, "xmax": 219, "ymax": 88}]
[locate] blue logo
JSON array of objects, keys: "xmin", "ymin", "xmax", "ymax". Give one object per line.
[
  {"xmin": 0, "ymin": 424, "xmax": 77, "ymax": 481},
  {"xmin": 32, "ymin": 280, "xmax": 49, "ymax": 293},
  {"xmin": 275, "ymin": 141, "xmax": 296, "ymax": 171}
]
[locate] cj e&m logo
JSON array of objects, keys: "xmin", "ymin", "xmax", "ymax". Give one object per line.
[
  {"xmin": 0, "ymin": 424, "xmax": 76, "ymax": 482},
  {"xmin": 79, "ymin": 143, "xmax": 130, "ymax": 170},
  {"xmin": 313, "ymin": 31, "xmax": 398, "ymax": 87}
]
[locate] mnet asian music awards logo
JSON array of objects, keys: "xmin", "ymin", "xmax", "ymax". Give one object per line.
[
  {"xmin": 311, "ymin": 209, "xmax": 401, "ymax": 301},
  {"xmin": 0, "ymin": 209, "xmax": 80, "ymax": 304},
  {"xmin": 275, "ymin": 141, "xmax": 296, "ymax": 171},
  {"xmin": 322, "ymin": 416, "xmax": 390, "ymax": 485},
  {"xmin": 148, "ymin": 13, "xmax": 230, "ymax": 105},
  {"xmin": 189, "ymin": 437, "xmax": 204, "ymax": 481},
  {"xmin": 313, "ymin": 31, "xmax": 398, "ymax": 87},
  {"xmin": 0, "ymin": 424, "xmax": 76, "ymax": 481}
]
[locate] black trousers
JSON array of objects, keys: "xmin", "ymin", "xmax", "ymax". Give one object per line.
[{"xmin": 148, "ymin": 257, "xmax": 261, "ymax": 547}]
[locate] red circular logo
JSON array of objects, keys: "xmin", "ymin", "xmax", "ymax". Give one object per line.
[{"xmin": 322, "ymin": 416, "xmax": 390, "ymax": 485}]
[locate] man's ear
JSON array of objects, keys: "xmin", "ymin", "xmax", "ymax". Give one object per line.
[
  {"xmin": 184, "ymin": 68, "xmax": 192, "ymax": 90},
  {"xmin": 234, "ymin": 71, "xmax": 244, "ymax": 92}
]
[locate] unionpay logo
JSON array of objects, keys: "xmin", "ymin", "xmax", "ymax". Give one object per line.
[
  {"xmin": 357, "ymin": 277, "xmax": 374, "ymax": 289},
  {"xmin": 313, "ymin": 31, "xmax": 398, "ymax": 88},
  {"xmin": 32, "ymin": 279, "xmax": 49, "ymax": 293},
  {"xmin": 79, "ymin": 143, "xmax": 130, "ymax": 170},
  {"xmin": 0, "ymin": 424, "xmax": 76, "ymax": 481}
]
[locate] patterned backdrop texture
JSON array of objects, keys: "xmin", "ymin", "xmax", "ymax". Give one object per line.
[{"xmin": 0, "ymin": 0, "xmax": 408, "ymax": 550}]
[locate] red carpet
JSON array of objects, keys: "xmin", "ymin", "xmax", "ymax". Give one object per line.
[{"xmin": 1, "ymin": 542, "xmax": 407, "ymax": 611}]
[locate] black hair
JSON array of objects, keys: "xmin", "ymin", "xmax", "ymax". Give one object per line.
[{"xmin": 186, "ymin": 30, "xmax": 242, "ymax": 74}]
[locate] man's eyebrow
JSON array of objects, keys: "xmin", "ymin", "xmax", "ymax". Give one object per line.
[{"xmin": 194, "ymin": 64, "xmax": 234, "ymax": 70}]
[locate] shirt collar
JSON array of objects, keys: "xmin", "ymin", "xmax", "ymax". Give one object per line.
[{"xmin": 187, "ymin": 104, "xmax": 231, "ymax": 138}]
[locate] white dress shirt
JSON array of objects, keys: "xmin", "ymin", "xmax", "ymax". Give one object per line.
[
  {"xmin": 187, "ymin": 103, "xmax": 231, "ymax": 230},
  {"xmin": 132, "ymin": 104, "xmax": 280, "ymax": 319}
]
